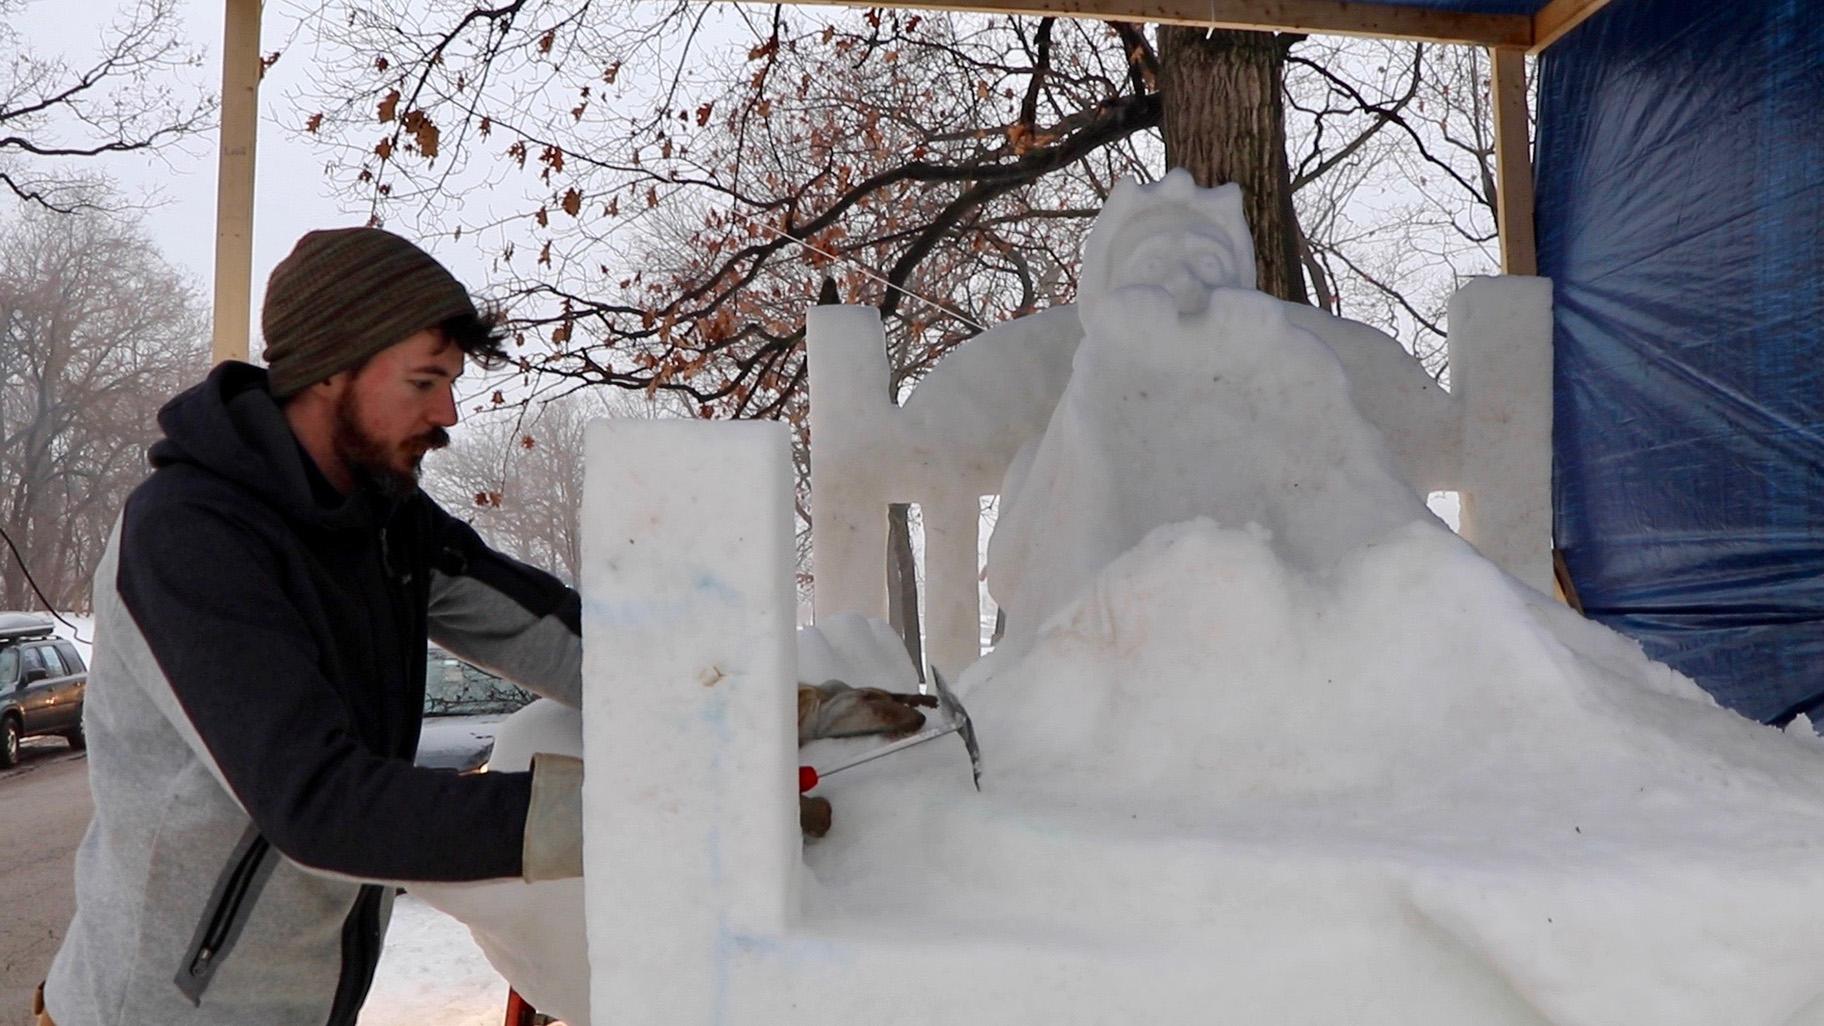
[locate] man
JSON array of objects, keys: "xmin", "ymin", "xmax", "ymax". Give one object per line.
[{"xmin": 40, "ymin": 228, "xmax": 584, "ymax": 1026}]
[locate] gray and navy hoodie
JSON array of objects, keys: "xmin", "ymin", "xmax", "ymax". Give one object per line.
[{"xmin": 45, "ymin": 362, "xmax": 582, "ymax": 1025}]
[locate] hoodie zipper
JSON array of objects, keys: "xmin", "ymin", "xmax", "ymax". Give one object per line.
[
  {"xmin": 322, "ymin": 884, "xmax": 385, "ymax": 1025},
  {"xmin": 175, "ymin": 830, "xmax": 273, "ymax": 1004}
]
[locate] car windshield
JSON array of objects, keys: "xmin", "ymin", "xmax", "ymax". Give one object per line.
[
  {"xmin": 423, "ymin": 647, "xmax": 535, "ymax": 717},
  {"xmin": 0, "ymin": 647, "xmax": 15, "ymax": 685}
]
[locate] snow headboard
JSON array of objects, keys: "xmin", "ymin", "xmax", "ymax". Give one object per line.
[{"xmin": 808, "ymin": 276, "xmax": 1554, "ymax": 675}]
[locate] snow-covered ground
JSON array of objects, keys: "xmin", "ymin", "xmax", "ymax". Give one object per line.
[{"xmin": 360, "ymin": 896, "xmax": 515, "ymax": 1025}]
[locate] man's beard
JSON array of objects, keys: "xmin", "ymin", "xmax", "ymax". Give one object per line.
[{"xmin": 331, "ymin": 388, "xmax": 449, "ymax": 502}]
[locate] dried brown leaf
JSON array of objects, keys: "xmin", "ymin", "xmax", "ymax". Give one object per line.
[{"xmin": 403, "ymin": 111, "xmax": 439, "ymax": 159}]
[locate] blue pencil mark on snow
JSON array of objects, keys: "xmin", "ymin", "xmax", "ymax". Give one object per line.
[
  {"xmin": 693, "ymin": 573, "xmax": 743, "ymax": 604},
  {"xmin": 580, "ymin": 595, "xmax": 696, "ymax": 627}
]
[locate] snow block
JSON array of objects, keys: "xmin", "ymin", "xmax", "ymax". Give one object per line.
[
  {"xmin": 807, "ymin": 305, "xmax": 894, "ymax": 625},
  {"xmin": 1451, "ymin": 275, "xmax": 1555, "ymax": 596},
  {"xmin": 580, "ymin": 419, "xmax": 799, "ymax": 1025}
]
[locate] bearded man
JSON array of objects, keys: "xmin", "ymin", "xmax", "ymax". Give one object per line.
[{"xmin": 40, "ymin": 228, "xmax": 584, "ymax": 1026}]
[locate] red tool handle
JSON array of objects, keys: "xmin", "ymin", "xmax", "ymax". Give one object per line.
[{"xmin": 798, "ymin": 765, "xmax": 819, "ymax": 792}]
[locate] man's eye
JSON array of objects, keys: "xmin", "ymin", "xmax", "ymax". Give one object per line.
[{"xmin": 410, "ymin": 380, "xmax": 434, "ymax": 391}]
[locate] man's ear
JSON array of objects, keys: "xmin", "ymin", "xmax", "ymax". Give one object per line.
[{"xmin": 313, "ymin": 370, "xmax": 353, "ymax": 397}]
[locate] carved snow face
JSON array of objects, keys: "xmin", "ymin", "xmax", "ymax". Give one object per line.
[
  {"xmin": 1105, "ymin": 217, "xmax": 1248, "ymax": 315},
  {"xmin": 1078, "ymin": 172, "xmax": 1256, "ymax": 335}
]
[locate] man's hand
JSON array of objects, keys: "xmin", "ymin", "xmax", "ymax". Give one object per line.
[
  {"xmin": 797, "ymin": 679, "xmax": 937, "ymax": 746},
  {"xmin": 522, "ymin": 753, "xmax": 583, "ymax": 882}
]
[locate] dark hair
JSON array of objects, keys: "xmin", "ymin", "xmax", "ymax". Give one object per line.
[
  {"xmin": 442, "ymin": 307, "xmax": 511, "ymax": 370},
  {"xmin": 277, "ymin": 308, "xmax": 514, "ymax": 405}
]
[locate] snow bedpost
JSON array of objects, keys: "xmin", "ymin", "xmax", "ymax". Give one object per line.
[
  {"xmin": 921, "ymin": 496, "xmax": 981, "ymax": 677},
  {"xmin": 806, "ymin": 304, "xmax": 990, "ymax": 678},
  {"xmin": 1449, "ymin": 275, "xmax": 1555, "ymax": 597},
  {"xmin": 579, "ymin": 419, "xmax": 799, "ymax": 1024},
  {"xmin": 807, "ymin": 305, "xmax": 893, "ymax": 625}
]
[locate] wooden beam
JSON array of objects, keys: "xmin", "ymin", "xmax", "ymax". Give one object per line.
[
  {"xmin": 1489, "ymin": 46, "xmax": 1537, "ymax": 276},
  {"xmin": 771, "ymin": 0, "xmax": 1533, "ymax": 46},
  {"xmin": 211, "ymin": 0, "xmax": 261, "ymax": 365},
  {"xmin": 1531, "ymin": 0, "xmax": 1616, "ymax": 53}
]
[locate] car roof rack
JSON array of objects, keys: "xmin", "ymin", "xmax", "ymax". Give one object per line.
[{"xmin": 0, "ymin": 612, "xmax": 56, "ymax": 644}]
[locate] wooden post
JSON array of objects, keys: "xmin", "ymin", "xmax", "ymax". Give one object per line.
[
  {"xmin": 212, "ymin": 0, "xmax": 262, "ymax": 365},
  {"xmin": 1489, "ymin": 47, "xmax": 1537, "ymax": 277},
  {"xmin": 1531, "ymin": 0, "xmax": 1618, "ymax": 54}
]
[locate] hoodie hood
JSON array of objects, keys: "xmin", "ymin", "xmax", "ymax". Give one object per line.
[{"xmin": 149, "ymin": 361, "xmax": 385, "ymax": 534}]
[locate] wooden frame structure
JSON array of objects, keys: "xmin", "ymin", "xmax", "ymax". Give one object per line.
[{"xmin": 208, "ymin": 0, "xmax": 1619, "ymax": 361}]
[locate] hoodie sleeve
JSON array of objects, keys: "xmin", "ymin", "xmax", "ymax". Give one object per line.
[
  {"xmin": 424, "ymin": 502, "xmax": 583, "ymax": 709},
  {"xmin": 114, "ymin": 494, "xmax": 535, "ymax": 883}
]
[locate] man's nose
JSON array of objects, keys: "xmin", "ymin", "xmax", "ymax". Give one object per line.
[{"xmin": 431, "ymin": 385, "xmax": 459, "ymax": 427}]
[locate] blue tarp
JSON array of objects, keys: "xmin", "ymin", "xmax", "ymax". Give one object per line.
[{"xmin": 1538, "ymin": 0, "xmax": 1824, "ymax": 722}]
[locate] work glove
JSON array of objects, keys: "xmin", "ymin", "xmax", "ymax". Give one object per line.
[
  {"xmin": 800, "ymin": 795, "xmax": 833, "ymax": 838},
  {"xmin": 796, "ymin": 679, "xmax": 936, "ymax": 746},
  {"xmin": 522, "ymin": 752, "xmax": 584, "ymax": 882}
]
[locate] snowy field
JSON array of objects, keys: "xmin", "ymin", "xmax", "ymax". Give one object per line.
[{"xmin": 359, "ymin": 895, "xmax": 514, "ymax": 1026}]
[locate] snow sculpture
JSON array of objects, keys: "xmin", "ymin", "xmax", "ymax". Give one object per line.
[
  {"xmin": 410, "ymin": 608, "xmax": 920, "ymax": 1025},
  {"xmin": 809, "ymin": 171, "xmax": 1552, "ymax": 674},
  {"xmin": 422, "ymin": 175, "xmax": 1824, "ymax": 1026},
  {"xmin": 989, "ymin": 173, "xmax": 1438, "ymax": 642}
]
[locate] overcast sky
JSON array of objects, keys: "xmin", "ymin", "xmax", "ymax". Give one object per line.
[{"xmin": 10, "ymin": 0, "xmax": 496, "ymax": 358}]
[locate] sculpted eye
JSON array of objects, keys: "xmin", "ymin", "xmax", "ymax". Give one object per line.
[{"xmin": 1195, "ymin": 251, "xmax": 1230, "ymax": 281}]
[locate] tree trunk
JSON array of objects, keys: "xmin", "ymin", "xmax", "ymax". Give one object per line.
[
  {"xmin": 1157, "ymin": 27, "xmax": 1308, "ymax": 305},
  {"xmin": 885, "ymin": 503, "xmax": 923, "ymax": 676}
]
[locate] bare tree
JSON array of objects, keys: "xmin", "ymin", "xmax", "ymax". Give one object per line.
[
  {"xmin": 0, "ymin": 0, "xmax": 215, "ymax": 214},
  {"xmin": 0, "ymin": 198, "xmax": 208, "ymax": 609},
  {"xmin": 1285, "ymin": 39, "xmax": 1509, "ymax": 376},
  {"xmin": 422, "ymin": 391, "xmax": 599, "ymax": 585},
  {"xmin": 290, "ymin": 5, "xmax": 1500, "ymax": 405},
  {"xmin": 286, "ymin": 5, "xmax": 1509, "ymax": 655}
]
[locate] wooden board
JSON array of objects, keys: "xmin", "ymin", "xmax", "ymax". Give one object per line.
[
  {"xmin": 1490, "ymin": 47, "xmax": 1537, "ymax": 277},
  {"xmin": 762, "ymin": 0, "xmax": 1532, "ymax": 45},
  {"xmin": 1532, "ymin": 0, "xmax": 1618, "ymax": 53},
  {"xmin": 212, "ymin": 0, "xmax": 261, "ymax": 366}
]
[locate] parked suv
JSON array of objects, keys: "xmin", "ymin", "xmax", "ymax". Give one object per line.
[{"xmin": 0, "ymin": 613, "xmax": 87, "ymax": 767}]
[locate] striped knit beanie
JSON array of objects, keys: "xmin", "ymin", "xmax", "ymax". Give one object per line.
[{"xmin": 261, "ymin": 227, "xmax": 478, "ymax": 399}]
